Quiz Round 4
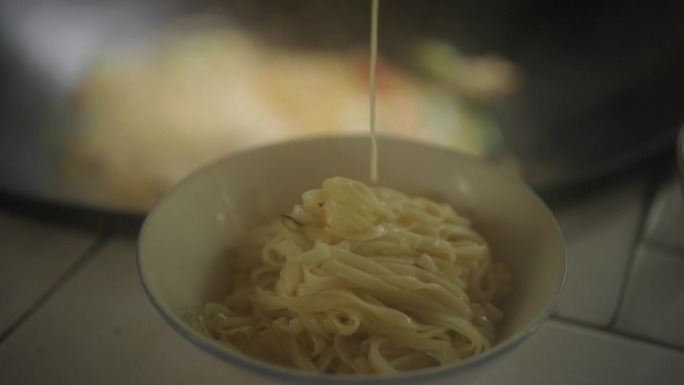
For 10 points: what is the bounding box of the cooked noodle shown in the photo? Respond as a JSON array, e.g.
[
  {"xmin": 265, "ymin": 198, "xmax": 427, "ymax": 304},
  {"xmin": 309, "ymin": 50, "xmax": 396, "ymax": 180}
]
[{"xmin": 199, "ymin": 177, "xmax": 512, "ymax": 374}]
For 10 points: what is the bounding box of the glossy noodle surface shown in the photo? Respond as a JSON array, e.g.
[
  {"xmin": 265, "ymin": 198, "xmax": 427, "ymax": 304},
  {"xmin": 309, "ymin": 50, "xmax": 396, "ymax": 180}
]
[{"xmin": 199, "ymin": 177, "xmax": 512, "ymax": 374}]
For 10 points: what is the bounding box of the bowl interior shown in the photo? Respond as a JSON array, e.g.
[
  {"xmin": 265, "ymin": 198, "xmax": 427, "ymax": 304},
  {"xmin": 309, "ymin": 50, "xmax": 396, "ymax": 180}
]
[{"xmin": 138, "ymin": 135, "xmax": 566, "ymax": 379}]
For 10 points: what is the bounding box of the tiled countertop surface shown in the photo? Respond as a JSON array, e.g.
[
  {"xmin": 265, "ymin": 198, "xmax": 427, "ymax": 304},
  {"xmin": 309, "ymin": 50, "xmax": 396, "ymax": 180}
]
[{"xmin": 1, "ymin": 168, "xmax": 683, "ymax": 384}]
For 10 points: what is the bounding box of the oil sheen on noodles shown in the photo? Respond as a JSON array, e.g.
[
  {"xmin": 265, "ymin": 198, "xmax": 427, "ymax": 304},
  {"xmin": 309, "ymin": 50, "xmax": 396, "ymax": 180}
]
[{"xmin": 199, "ymin": 177, "xmax": 512, "ymax": 374}]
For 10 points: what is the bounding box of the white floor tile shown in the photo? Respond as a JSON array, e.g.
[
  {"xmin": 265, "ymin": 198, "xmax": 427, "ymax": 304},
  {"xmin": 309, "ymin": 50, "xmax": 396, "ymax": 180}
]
[
  {"xmin": 643, "ymin": 175, "xmax": 684, "ymax": 251},
  {"xmin": 476, "ymin": 319, "xmax": 684, "ymax": 385},
  {"xmin": 614, "ymin": 243, "xmax": 684, "ymax": 348},
  {"xmin": 551, "ymin": 177, "xmax": 647, "ymax": 326},
  {"xmin": 0, "ymin": 212, "xmax": 98, "ymax": 336},
  {"xmin": 2, "ymin": 235, "xmax": 683, "ymax": 385},
  {"xmin": 0, "ymin": 237, "xmax": 274, "ymax": 385}
]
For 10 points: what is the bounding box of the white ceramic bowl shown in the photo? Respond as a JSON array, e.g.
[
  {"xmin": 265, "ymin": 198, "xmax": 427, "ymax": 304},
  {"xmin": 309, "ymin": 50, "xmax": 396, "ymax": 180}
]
[{"xmin": 138, "ymin": 136, "xmax": 566, "ymax": 384}]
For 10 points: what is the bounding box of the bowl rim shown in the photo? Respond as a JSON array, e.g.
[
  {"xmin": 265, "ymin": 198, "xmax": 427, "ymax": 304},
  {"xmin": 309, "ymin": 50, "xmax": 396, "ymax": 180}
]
[{"xmin": 137, "ymin": 134, "xmax": 567, "ymax": 384}]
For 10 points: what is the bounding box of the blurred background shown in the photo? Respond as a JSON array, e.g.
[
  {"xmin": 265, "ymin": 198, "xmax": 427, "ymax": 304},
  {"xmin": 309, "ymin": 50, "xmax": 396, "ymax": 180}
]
[
  {"xmin": 2, "ymin": 4, "xmax": 684, "ymax": 382},
  {"xmin": 1, "ymin": 0, "xmax": 683, "ymax": 214}
]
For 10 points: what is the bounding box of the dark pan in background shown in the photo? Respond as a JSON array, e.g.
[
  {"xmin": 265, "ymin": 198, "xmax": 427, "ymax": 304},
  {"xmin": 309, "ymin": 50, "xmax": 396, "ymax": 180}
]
[{"xmin": 1, "ymin": 0, "xmax": 683, "ymax": 214}]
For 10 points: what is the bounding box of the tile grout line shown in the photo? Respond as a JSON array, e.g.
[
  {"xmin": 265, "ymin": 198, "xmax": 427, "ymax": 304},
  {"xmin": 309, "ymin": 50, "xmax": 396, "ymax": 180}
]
[
  {"xmin": 0, "ymin": 233, "xmax": 112, "ymax": 345},
  {"xmin": 551, "ymin": 315, "xmax": 684, "ymax": 355},
  {"xmin": 641, "ymin": 238, "xmax": 684, "ymax": 258},
  {"xmin": 610, "ymin": 328, "xmax": 684, "ymax": 355},
  {"xmin": 606, "ymin": 169, "xmax": 665, "ymax": 330}
]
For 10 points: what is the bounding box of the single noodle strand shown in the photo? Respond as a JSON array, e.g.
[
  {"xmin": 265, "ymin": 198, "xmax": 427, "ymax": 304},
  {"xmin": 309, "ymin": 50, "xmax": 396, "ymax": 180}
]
[{"xmin": 369, "ymin": 0, "xmax": 380, "ymax": 184}]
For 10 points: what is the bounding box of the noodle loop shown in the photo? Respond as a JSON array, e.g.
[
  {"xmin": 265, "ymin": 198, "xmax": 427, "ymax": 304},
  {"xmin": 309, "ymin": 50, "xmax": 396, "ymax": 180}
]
[{"xmin": 199, "ymin": 177, "xmax": 511, "ymax": 374}]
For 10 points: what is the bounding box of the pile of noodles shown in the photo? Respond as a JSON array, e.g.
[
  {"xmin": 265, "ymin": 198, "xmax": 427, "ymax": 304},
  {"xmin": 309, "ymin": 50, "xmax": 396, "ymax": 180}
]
[{"xmin": 199, "ymin": 177, "xmax": 511, "ymax": 374}]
